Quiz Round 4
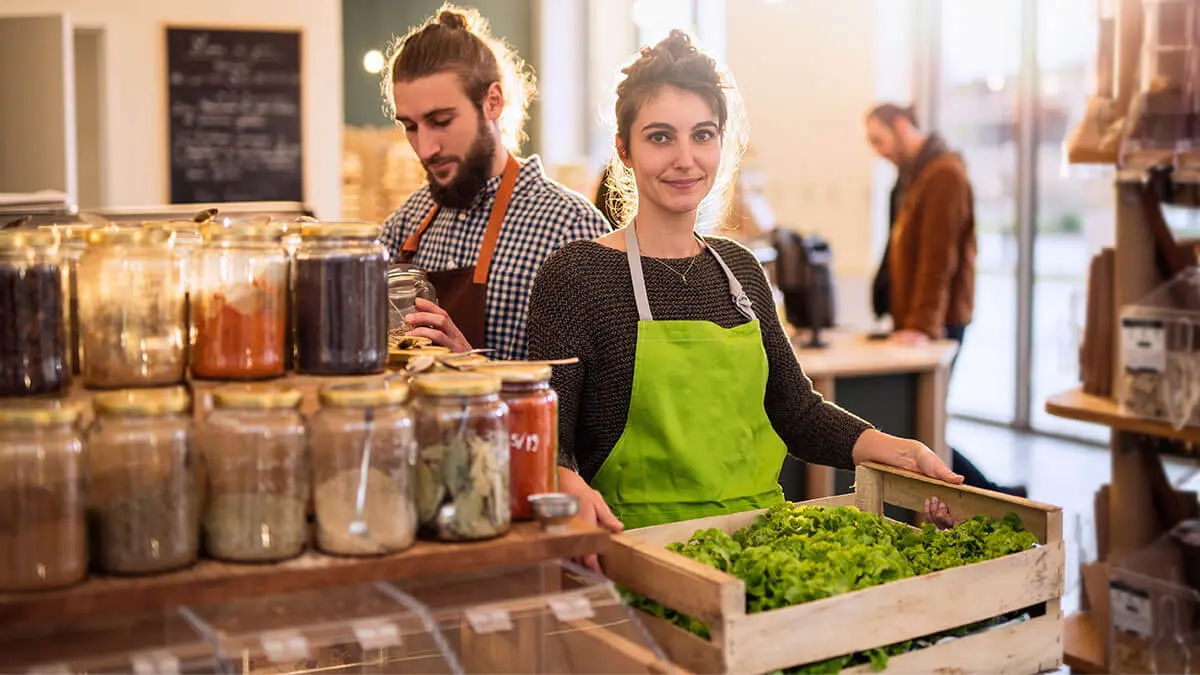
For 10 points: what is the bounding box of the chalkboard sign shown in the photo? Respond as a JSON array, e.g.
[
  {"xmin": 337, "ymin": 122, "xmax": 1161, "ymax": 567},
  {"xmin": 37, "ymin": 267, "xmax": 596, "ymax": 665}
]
[{"xmin": 166, "ymin": 27, "xmax": 304, "ymax": 204}]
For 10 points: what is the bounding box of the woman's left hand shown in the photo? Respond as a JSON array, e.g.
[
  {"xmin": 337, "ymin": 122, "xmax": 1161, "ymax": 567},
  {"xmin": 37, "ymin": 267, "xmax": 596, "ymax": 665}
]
[{"xmin": 851, "ymin": 429, "xmax": 963, "ymax": 528}]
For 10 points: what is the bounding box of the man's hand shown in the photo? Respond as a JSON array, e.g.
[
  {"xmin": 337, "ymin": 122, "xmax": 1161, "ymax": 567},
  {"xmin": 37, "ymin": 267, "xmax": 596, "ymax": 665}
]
[
  {"xmin": 404, "ymin": 298, "xmax": 472, "ymax": 353},
  {"xmin": 890, "ymin": 329, "xmax": 931, "ymax": 346},
  {"xmin": 558, "ymin": 467, "xmax": 623, "ymax": 573}
]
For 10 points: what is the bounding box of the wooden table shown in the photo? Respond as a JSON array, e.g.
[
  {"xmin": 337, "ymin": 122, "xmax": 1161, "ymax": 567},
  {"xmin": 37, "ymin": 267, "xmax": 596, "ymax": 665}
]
[{"xmin": 791, "ymin": 330, "xmax": 958, "ymax": 499}]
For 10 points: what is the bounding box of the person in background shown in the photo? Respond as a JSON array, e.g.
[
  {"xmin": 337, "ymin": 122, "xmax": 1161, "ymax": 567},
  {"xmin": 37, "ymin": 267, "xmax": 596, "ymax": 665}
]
[
  {"xmin": 528, "ymin": 31, "xmax": 963, "ymax": 541},
  {"xmin": 381, "ymin": 4, "xmax": 610, "ymax": 361},
  {"xmin": 864, "ymin": 103, "xmax": 1027, "ymax": 498}
]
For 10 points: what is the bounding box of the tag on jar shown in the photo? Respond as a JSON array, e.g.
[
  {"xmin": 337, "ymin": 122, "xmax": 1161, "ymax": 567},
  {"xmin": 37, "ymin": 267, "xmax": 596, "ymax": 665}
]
[
  {"xmin": 1122, "ymin": 317, "xmax": 1166, "ymax": 373},
  {"xmin": 548, "ymin": 595, "xmax": 594, "ymax": 623},
  {"xmin": 131, "ymin": 650, "xmax": 181, "ymax": 675},
  {"xmin": 353, "ymin": 620, "xmax": 402, "ymax": 650},
  {"xmin": 1110, "ymin": 580, "xmax": 1153, "ymax": 639},
  {"xmin": 260, "ymin": 630, "xmax": 310, "ymax": 663},
  {"xmin": 465, "ymin": 607, "xmax": 512, "ymax": 635}
]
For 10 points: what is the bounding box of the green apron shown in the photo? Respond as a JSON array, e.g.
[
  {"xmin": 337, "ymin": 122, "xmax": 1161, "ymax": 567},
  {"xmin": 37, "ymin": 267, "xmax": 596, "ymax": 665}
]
[{"xmin": 589, "ymin": 225, "xmax": 788, "ymax": 530}]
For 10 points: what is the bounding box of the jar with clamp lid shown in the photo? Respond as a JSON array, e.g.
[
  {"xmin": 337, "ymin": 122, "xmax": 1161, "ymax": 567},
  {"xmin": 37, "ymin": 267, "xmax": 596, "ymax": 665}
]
[
  {"xmin": 0, "ymin": 229, "xmax": 69, "ymax": 396},
  {"xmin": 87, "ymin": 387, "xmax": 199, "ymax": 575},
  {"xmin": 312, "ymin": 379, "xmax": 417, "ymax": 556},
  {"xmin": 199, "ymin": 384, "xmax": 309, "ymax": 562},
  {"xmin": 411, "ymin": 373, "xmax": 510, "ymax": 541},
  {"xmin": 479, "ymin": 364, "xmax": 559, "ymax": 521},
  {"xmin": 0, "ymin": 402, "xmax": 86, "ymax": 591},
  {"xmin": 387, "ymin": 264, "xmax": 437, "ymax": 349},
  {"xmin": 78, "ymin": 226, "xmax": 186, "ymax": 388},
  {"xmin": 190, "ymin": 222, "xmax": 288, "ymax": 380},
  {"xmin": 293, "ymin": 222, "xmax": 389, "ymax": 375}
]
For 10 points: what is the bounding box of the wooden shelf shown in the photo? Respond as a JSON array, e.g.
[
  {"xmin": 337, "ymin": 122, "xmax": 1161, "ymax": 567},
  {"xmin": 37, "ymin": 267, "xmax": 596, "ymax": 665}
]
[
  {"xmin": 1064, "ymin": 611, "xmax": 1107, "ymax": 674},
  {"xmin": 1045, "ymin": 387, "xmax": 1200, "ymax": 445},
  {"xmin": 0, "ymin": 520, "xmax": 609, "ymax": 627}
]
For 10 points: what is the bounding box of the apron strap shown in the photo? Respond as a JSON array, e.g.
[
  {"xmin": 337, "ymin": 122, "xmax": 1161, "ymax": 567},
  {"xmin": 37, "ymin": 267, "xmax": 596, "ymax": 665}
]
[
  {"xmin": 624, "ymin": 224, "xmax": 757, "ymax": 323},
  {"xmin": 400, "ymin": 153, "xmax": 521, "ymax": 288}
]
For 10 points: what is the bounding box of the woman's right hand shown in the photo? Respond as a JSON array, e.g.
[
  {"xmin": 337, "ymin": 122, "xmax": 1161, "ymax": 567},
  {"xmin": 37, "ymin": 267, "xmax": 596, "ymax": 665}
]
[{"xmin": 558, "ymin": 467, "xmax": 623, "ymax": 572}]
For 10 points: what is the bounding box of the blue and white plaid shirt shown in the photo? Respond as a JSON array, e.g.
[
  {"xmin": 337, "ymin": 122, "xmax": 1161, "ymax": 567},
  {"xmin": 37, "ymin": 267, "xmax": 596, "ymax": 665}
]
[{"xmin": 382, "ymin": 155, "xmax": 611, "ymax": 361}]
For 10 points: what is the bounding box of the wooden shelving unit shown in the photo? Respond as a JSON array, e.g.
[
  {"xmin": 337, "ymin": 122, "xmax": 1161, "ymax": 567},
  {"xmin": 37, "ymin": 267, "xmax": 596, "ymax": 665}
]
[
  {"xmin": 1064, "ymin": 611, "xmax": 1106, "ymax": 674},
  {"xmin": 1046, "ymin": 388, "xmax": 1200, "ymax": 445}
]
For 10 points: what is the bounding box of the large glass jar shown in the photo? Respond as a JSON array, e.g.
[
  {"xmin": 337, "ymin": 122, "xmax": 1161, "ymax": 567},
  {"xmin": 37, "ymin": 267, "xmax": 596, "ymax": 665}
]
[
  {"xmin": 480, "ymin": 364, "xmax": 559, "ymax": 521},
  {"xmin": 199, "ymin": 385, "xmax": 308, "ymax": 562},
  {"xmin": 311, "ymin": 380, "xmax": 417, "ymax": 556},
  {"xmin": 78, "ymin": 227, "xmax": 186, "ymax": 388},
  {"xmin": 411, "ymin": 373, "xmax": 510, "ymax": 541},
  {"xmin": 86, "ymin": 387, "xmax": 199, "ymax": 575},
  {"xmin": 293, "ymin": 222, "xmax": 389, "ymax": 375},
  {"xmin": 144, "ymin": 221, "xmax": 202, "ymax": 361},
  {"xmin": 0, "ymin": 402, "xmax": 86, "ymax": 591},
  {"xmin": 387, "ymin": 264, "xmax": 437, "ymax": 349},
  {"xmin": 41, "ymin": 223, "xmax": 93, "ymax": 377},
  {"xmin": 0, "ymin": 229, "xmax": 69, "ymax": 397},
  {"xmin": 190, "ymin": 223, "xmax": 288, "ymax": 380}
]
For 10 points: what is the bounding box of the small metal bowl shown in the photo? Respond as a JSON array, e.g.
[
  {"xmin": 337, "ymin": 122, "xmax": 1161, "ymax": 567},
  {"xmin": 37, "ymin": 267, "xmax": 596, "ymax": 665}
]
[{"xmin": 528, "ymin": 493, "xmax": 580, "ymax": 533}]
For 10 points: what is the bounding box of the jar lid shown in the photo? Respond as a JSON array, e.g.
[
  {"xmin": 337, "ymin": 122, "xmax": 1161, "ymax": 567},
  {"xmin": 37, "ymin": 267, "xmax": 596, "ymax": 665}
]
[
  {"xmin": 300, "ymin": 221, "xmax": 381, "ymax": 240},
  {"xmin": 39, "ymin": 223, "xmax": 94, "ymax": 242},
  {"xmin": 412, "ymin": 372, "xmax": 501, "ymax": 397},
  {"xmin": 319, "ymin": 380, "xmax": 409, "ymax": 407},
  {"xmin": 0, "ymin": 228, "xmax": 59, "ymax": 251},
  {"xmin": 88, "ymin": 226, "xmax": 172, "ymax": 246},
  {"xmin": 94, "ymin": 386, "xmax": 190, "ymax": 416},
  {"xmin": 0, "ymin": 402, "xmax": 83, "ymax": 427},
  {"xmin": 201, "ymin": 221, "xmax": 285, "ymax": 242},
  {"xmin": 212, "ymin": 384, "xmax": 303, "ymax": 410},
  {"xmin": 476, "ymin": 363, "xmax": 552, "ymax": 383}
]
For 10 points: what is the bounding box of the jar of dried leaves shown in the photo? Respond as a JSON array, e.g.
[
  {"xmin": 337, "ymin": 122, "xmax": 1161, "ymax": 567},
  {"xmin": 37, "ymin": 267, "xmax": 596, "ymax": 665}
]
[
  {"xmin": 0, "ymin": 402, "xmax": 87, "ymax": 591},
  {"xmin": 199, "ymin": 384, "xmax": 309, "ymax": 562},
  {"xmin": 312, "ymin": 379, "xmax": 417, "ymax": 556},
  {"xmin": 411, "ymin": 373, "xmax": 510, "ymax": 541},
  {"xmin": 86, "ymin": 386, "xmax": 199, "ymax": 575}
]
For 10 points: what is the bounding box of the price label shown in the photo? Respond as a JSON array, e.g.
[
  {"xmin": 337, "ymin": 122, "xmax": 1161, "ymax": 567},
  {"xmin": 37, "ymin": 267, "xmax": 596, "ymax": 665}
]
[
  {"xmin": 260, "ymin": 630, "xmax": 310, "ymax": 663},
  {"xmin": 1122, "ymin": 317, "xmax": 1167, "ymax": 373},
  {"xmin": 132, "ymin": 650, "xmax": 181, "ymax": 675},
  {"xmin": 465, "ymin": 607, "xmax": 513, "ymax": 635},
  {"xmin": 1110, "ymin": 582, "xmax": 1153, "ymax": 639},
  {"xmin": 549, "ymin": 595, "xmax": 594, "ymax": 622},
  {"xmin": 353, "ymin": 620, "xmax": 402, "ymax": 650}
]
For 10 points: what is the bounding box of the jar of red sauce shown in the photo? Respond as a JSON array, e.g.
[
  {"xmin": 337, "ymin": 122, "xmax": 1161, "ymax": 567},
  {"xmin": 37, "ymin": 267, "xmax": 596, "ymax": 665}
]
[{"xmin": 481, "ymin": 364, "xmax": 558, "ymax": 521}]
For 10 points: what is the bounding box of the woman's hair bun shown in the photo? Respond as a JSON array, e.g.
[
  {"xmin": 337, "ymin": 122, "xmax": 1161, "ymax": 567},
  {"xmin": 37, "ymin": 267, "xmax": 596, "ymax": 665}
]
[
  {"xmin": 437, "ymin": 10, "xmax": 468, "ymax": 29},
  {"xmin": 657, "ymin": 29, "xmax": 696, "ymax": 59}
]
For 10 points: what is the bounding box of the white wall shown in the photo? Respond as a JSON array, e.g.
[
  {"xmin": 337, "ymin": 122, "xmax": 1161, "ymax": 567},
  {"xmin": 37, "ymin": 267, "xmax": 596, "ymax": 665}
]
[
  {"xmin": 726, "ymin": 0, "xmax": 914, "ymax": 327},
  {"xmin": 0, "ymin": 0, "xmax": 342, "ymax": 219}
]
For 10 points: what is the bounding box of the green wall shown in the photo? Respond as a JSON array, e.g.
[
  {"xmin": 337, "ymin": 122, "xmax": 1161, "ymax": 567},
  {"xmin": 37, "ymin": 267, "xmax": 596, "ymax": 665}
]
[{"xmin": 342, "ymin": 0, "xmax": 538, "ymax": 153}]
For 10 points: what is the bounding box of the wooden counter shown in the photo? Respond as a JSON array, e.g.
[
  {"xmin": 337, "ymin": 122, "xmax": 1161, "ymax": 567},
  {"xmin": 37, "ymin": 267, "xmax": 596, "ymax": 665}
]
[{"xmin": 791, "ymin": 330, "xmax": 959, "ymax": 498}]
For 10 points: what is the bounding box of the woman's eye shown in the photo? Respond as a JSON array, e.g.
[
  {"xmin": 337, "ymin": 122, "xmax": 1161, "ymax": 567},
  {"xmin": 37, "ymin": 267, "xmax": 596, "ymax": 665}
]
[
  {"xmin": 694, "ymin": 129, "xmax": 716, "ymax": 142},
  {"xmin": 648, "ymin": 132, "xmax": 671, "ymax": 144}
]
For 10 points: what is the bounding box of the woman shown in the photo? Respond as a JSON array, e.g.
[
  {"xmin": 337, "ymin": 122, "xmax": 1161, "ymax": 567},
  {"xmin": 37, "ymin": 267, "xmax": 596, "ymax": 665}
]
[{"xmin": 527, "ymin": 31, "xmax": 961, "ymax": 533}]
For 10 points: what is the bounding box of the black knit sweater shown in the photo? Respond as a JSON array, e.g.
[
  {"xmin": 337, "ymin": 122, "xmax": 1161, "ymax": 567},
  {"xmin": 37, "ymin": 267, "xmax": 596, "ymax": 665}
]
[{"xmin": 527, "ymin": 236, "xmax": 872, "ymax": 483}]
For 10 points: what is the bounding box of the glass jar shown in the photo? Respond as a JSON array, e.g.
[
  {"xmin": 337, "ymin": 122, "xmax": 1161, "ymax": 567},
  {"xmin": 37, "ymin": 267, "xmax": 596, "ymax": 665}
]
[
  {"xmin": 0, "ymin": 402, "xmax": 86, "ymax": 591},
  {"xmin": 411, "ymin": 373, "xmax": 510, "ymax": 541},
  {"xmin": 41, "ymin": 223, "xmax": 93, "ymax": 377},
  {"xmin": 481, "ymin": 364, "xmax": 559, "ymax": 521},
  {"xmin": 387, "ymin": 264, "xmax": 437, "ymax": 349},
  {"xmin": 199, "ymin": 384, "xmax": 308, "ymax": 562},
  {"xmin": 86, "ymin": 387, "xmax": 199, "ymax": 575},
  {"xmin": 293, "ymin": 222, "xmax": 389, "ymax": 375},
  {"xmin": 311, "ymin": 380, "xmax": 417, "ymax": 556},
  {"xmin": 0, "ymin": 229, "xmax": 69, "ymax": 397},
  {"xmin": 145, "ymin": 221, "xmax": 202, "ymax": 365},
  {"xmin": 78, "ymin": 227, "xmax": 186, "ymax": 388},
  {"xmin": 190, "ymin": 222, "xmax": 288, "ymax": 380}
]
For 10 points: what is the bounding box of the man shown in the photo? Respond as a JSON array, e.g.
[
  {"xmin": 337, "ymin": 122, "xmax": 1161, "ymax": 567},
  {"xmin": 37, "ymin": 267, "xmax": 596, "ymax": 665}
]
[
  {"xmin": 381, "ymin": 4, "xmax": 610, "ymax": 361},
  {"xmin": 865, "ymin": 103, "xmax": 1026, "ymax": 498}
]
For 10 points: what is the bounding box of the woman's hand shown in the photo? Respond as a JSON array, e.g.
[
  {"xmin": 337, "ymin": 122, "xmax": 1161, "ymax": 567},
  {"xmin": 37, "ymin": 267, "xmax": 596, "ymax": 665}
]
[
  {"xmin": 851, "ymin": 429, "xmax": 963, "ymax": 528},
  {"xmin": 558, "ymin": 467, "xmax": 623, "ymax": 572}
]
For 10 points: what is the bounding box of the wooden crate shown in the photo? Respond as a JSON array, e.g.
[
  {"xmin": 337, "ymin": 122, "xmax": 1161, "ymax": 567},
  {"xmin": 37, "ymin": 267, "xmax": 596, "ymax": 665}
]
[{"xmin": 601, "ymin": 462, "xmax": 1065, "ymax": 674}]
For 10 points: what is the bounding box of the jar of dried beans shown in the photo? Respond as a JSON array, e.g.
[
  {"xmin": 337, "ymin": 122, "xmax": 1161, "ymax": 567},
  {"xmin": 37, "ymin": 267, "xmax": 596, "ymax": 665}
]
[
  {"xmin": 480, "ymin": 364, "xmax": 558, "ymax": 521},
  {"xmin": 0, "ymin": 229, "xmax": 69, "ymax": 397},
  {"xmin": 199, "ymin": 384, "xmax": 308, "ymax": 562},
  {"xmin": 87, "ymin": 387, "xmax": 199, "ymax": 575},
  {"xmin": 293, "ymin": 222, "xmax": 389, "ymax": 376},
  {"xmin": 190, "ymin": 222, "xmax": 288, "ymax": 380},
  {"xmin": 0, "ymin": 402, "xmax": 87, "ymax": 591}
]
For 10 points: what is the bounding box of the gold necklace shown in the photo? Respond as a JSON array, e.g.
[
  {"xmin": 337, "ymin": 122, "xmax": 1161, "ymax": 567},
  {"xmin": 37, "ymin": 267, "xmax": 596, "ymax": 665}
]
[{"xmin": 650, "ymin": 253, "xmax": 700, "ymax": 283}]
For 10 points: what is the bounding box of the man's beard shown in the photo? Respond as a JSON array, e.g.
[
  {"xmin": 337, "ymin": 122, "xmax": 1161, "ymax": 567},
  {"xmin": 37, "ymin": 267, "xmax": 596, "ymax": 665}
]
[{"xmin": 425, "ymin": 115, "xmax": 496, "ymax": 210}]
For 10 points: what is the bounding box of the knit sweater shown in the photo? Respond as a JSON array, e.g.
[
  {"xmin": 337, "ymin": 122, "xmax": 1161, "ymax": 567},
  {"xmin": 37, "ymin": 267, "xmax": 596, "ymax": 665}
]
[{"xmin": 526, "ymin": 236, "xmax": 873, "ymax": 483}]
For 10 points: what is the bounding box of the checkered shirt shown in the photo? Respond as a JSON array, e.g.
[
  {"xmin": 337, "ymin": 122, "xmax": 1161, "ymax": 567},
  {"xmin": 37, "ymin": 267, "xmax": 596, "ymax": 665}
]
[{"xmin": 381, "ymin": 155, "xmax": 611, "ymax": 361}]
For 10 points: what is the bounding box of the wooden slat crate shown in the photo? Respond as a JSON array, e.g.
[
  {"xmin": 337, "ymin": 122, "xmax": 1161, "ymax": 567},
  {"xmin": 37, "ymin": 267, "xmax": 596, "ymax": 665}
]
[{"xmin": 602, "ymin": 462, "xmax": 1065, "ymax": 674}]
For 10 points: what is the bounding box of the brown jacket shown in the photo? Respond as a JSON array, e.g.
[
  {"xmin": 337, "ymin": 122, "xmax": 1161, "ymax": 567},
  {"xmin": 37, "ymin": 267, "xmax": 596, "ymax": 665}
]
[{"xmin": 888, "ymin": 153, "xmax": 976, "ymax": 338}]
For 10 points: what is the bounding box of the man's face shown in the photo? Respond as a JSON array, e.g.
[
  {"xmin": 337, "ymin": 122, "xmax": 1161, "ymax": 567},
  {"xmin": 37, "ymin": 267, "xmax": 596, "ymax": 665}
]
[
  {"xmin": 393, "ymin": 71, "xmax": 497, "ymax": 209},
  {"xmin": 865, "ymin": 116, "xmax": 902, "ymax": 167}
]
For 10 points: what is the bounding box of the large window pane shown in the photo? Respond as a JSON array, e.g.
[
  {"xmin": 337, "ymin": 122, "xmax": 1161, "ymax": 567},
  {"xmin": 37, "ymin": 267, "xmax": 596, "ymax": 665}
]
[
  {"xmin": 938, "ymin": 0, "xmax": 1022, "ymax": 423},
  {"xmin": 1030, "ymin": 0, "xmax": 1112, "ymax": 443}
]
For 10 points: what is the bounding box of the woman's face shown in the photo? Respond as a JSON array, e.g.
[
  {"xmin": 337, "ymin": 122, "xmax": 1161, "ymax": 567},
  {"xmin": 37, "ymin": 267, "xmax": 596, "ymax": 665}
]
[{"xmin": 622, "ymin": 86, "xmax": 721, "ymax": 218}]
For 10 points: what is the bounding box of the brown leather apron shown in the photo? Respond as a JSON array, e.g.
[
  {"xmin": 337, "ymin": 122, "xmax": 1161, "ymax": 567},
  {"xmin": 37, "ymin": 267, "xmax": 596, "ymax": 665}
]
[{"xmin": 397, "ymin": 154, "xmax": 520, "ymax": 349}]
